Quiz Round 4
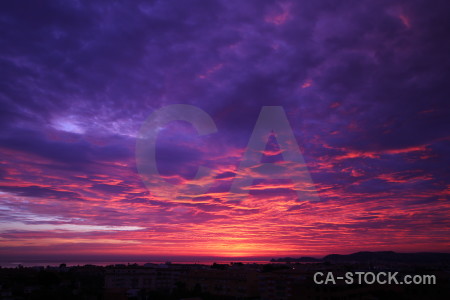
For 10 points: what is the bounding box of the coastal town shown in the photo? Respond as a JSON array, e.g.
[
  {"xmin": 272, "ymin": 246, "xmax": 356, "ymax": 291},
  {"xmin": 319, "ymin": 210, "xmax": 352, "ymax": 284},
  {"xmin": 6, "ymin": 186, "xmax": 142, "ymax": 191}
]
[{"xmin": 1, "ymin": 252, "xmax": 449, "ymax": 299}]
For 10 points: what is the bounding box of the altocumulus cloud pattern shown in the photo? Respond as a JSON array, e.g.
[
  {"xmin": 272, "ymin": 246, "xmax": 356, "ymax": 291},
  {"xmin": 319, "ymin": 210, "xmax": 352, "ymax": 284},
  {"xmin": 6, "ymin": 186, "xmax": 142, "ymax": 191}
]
[{"xmin": 0, "ymin": 0, "xmax": 449, "ymax": 259}]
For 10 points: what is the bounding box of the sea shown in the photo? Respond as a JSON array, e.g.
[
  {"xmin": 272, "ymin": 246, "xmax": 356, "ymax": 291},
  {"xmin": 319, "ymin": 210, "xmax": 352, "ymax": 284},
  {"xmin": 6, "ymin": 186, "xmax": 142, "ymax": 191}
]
[{"xmin": 0, "ymin": 260, "xmax": 272, "ymax": 268}]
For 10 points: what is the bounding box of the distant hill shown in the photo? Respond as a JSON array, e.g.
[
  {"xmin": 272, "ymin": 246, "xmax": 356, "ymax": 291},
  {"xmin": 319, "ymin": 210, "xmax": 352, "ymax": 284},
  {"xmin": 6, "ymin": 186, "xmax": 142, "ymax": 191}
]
[
  {"xmin": 323, "ymin": 251, "xmax": 450, "ymax": 264},
  {"xmin": 272, "ymin": 251, "xmax": 450, "ymax": 264}
]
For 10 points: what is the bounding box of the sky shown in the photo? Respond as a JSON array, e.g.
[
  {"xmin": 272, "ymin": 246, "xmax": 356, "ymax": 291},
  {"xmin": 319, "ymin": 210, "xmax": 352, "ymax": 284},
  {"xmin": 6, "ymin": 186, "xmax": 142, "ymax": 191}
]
[{"xmin": 0, "ymin": 0, "xmax": 449, "ymax": 262}]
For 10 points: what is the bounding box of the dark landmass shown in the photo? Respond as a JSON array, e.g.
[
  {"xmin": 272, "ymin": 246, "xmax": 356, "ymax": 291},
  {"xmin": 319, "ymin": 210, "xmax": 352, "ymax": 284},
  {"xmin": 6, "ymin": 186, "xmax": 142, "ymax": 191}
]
[
  {"xmin": 324, "ymin": 251, "xmax": 450, "ymax": 264},
  {"xmin": 1, "ymin": 252, "xmax": 450, "ymax": 299},
  {"xmin": 272, "ymin": 251, "xmax": 450, "ymax": 264}
]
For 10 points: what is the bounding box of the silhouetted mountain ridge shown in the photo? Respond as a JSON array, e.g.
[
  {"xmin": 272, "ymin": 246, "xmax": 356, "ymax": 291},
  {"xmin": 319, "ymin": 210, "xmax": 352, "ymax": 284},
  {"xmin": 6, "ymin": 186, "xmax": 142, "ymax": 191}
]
[
  {"xmin": 272, "ymin": 251, "xmax": 450, "ymax": 263},
  {"xmin": 324, "ymin": 251, "xmax": 450, "ymax": 263}
]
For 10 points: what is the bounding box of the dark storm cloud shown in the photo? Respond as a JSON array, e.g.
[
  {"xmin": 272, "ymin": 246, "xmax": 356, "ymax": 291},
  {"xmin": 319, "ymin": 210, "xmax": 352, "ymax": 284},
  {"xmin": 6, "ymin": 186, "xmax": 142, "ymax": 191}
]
[
  {"xmin": 0, "ymin": 127, "xmax": 132, "ymax": 166},
  {"xmin": 90, "ymin": 183, "xmax": 130, "ymax": 194},
  {"xmin": 155, "ymin": 141, "xmax": 205, "ymax": 178},
  {"xmin": 214, "ymin": 171, "xmax": 236, "ymax": 180},
  {"xmin": 406, "ymin": 196, "xmax": 440, "ymax": 206},
  {"xmin": 0, "ymin": 185, "xmax": 82, "ymax": 200},
  {"xmin": 125, "ymin": 198, "xmax": 173, "ymax": 208},
  {"xmin": 310, "ymin": 0, "xmax": 450, "ymax": 152},
  {"xmin": 0, "ymin": 128, "xmax": 91, "ymax": 164}
]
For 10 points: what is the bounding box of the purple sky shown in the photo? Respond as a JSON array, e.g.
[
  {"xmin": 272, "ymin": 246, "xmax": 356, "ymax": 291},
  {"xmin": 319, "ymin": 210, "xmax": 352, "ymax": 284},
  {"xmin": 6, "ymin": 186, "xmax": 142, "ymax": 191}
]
[{"xmin": 0, "ymin": 0, "xmax": 449, "ymax": 260}]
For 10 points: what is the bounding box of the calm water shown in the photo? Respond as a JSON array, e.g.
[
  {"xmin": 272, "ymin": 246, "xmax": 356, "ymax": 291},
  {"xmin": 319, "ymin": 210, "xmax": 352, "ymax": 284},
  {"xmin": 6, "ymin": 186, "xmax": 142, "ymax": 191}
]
[{"xmin": 0, "ymin": 260, "xmax": 272, "ymax": 268}]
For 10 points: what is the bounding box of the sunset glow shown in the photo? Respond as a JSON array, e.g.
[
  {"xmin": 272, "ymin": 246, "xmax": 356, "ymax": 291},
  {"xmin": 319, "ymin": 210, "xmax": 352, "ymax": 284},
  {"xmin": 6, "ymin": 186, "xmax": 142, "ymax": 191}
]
[{"xmin": 0, "ymin": 0, "xmax": 449, "ymax": 263}]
